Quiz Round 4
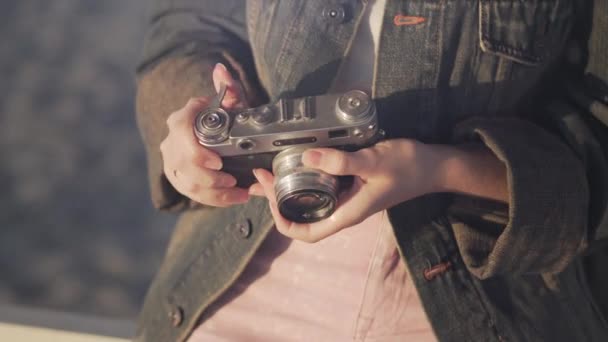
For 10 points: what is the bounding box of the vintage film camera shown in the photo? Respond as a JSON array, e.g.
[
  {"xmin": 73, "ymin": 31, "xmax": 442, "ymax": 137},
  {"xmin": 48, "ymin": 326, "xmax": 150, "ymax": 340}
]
[{"xmin": 194, "ymin": 85, "xmax": 383, "ymax": 223}]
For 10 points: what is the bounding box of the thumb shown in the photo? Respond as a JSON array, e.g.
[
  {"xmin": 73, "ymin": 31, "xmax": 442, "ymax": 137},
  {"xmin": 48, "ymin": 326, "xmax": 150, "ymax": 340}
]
[
  {"xmin": 212, "ymin": 63, "xmax": 246, "ymax": 108},
  {"xmin": 301, "ymin": 148, "xmax": 372, "ymax": 176}
]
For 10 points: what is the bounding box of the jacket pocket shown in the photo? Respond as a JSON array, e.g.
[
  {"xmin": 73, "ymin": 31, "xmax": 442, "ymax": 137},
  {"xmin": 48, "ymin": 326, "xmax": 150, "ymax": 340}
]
[{"xmin": 479, "ymin": 0, "xmax": 574, "ymax": 66}]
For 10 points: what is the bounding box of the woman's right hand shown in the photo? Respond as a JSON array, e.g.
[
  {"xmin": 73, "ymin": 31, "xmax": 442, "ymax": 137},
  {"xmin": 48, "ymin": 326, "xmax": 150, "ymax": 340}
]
[{"xmin": 160, "ymin": 63, "xmax": 251, "ymax": 207}]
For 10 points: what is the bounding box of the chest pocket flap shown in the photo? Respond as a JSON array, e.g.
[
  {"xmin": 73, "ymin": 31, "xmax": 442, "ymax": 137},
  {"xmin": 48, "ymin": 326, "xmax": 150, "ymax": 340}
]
[{"xmin": 479, "ymin": 0, "xmax": 574, "ymax": 66}]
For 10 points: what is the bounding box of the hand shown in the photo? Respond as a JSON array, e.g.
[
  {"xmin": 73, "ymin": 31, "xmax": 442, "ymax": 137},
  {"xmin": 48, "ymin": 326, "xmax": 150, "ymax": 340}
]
[
  {"xmin": 251, "ymin": 139, "xmax": 444, "ymax": 242},
  {"xmin": 160, "ymin": 63, "xmax": 250, "ymax": 207}
]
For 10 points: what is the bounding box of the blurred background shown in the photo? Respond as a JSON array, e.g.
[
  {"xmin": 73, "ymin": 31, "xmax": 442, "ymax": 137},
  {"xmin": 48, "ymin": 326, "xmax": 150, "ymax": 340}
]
[{"xmin": 0, "ymin": 0, "xmax": 175, "ymax": 322}]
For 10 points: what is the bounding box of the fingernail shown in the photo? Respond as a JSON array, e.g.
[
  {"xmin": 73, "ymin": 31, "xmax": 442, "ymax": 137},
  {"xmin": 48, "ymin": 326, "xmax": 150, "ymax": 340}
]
[
  {"xmin": 204, "ymin": 159, "xmax": 222, "ymax": 170},
  {"xmin": 252, "ymin": 169, "xmax": 259, "ymax": 180},
  {"xmin": 215, "ymin": 63, "xmax": 228, "ymax": 72},
  {"xmin": 302, "ymin": 150, "xmax": 322, "ymax": 166},
  {"xmin": 213, "ymin": 63, "xmax": 234, "ymax": 90}
]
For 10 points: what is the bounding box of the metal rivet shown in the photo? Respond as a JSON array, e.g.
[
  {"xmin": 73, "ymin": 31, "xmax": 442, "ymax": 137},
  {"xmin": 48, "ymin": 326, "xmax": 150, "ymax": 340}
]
[
  {"xmin": 252, "ymin": 106, "xmax": 274, "ymax": 126},
  {"xmin": 236, "ymin": 220, "xmax": 252, "ymax": 238},
  {"xmin": 168, "ymin": 306, "xmax": 184, "ymax": 327},
  {"xmin": 238, "ymin": 139, "xmax": 256, "ymax": 151},
  {"xmin": 322, "ymin": 5, "xmax": 346, "ymax": 23},
  {"xmin": 236, "ymin": 112, "xmax": 249, "ymax": 123}
]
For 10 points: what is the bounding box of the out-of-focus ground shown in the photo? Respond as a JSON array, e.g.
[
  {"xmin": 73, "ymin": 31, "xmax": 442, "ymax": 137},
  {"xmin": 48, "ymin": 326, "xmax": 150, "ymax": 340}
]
[{"xmin": 0, "ymin": 1, "xmax": 175, "ymax": 319}]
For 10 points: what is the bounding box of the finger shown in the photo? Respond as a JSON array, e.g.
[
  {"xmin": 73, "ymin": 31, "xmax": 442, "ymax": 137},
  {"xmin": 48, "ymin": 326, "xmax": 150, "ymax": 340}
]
[
  {"xmin": 325, "ymin": 180, "xmax": 375, "ymax": 228},
  {"xmin": 180, "ymin": 165, "xmax": 238, "ymax": 189},
  {"xmin": 252, "ymin": 169, "xmax": 277, "ymax": 203},
  {"xmin": 164, "ymin": 114, "xmax": 225, "ymax": 171},
  {"xmin": 161, "ymin": 128, "xmax": 223, "ymax": 171},
  {"xmin": 168, "ymin": 165, "xmax": 248, "ymax": 206},
  {"xmin": 252, "ymin": 168, "xmax": 291, "ymax": 228},
  {"xmin": 212, "ymin": 63, "xmax": 246, "ymax": 109},
  {"xmin": 165, "ymin": 97, "xmax": 210, "ymax": 130},
  {"xmin": 253, "ymin": 168, "xmax": 345, "ymax": 243},
  {"xmin": 187, "ymin": 143, "xmax": 223, "ymax": 171},
  {"xmin": 193, "ymin": 187, "xmax": 250, "ymax": 207},
  {"xmin": 268, "ymin": 202, "xmax": 343, "ymax": 243},
  {"xmin": 248, "ymin": 183, "xmax": 265, "ymax": 197},
  {"xmin": 281, "ymin": 181, "xmax": 375, "ymax": 242},
  {"xmin": 164, "ymin": 155, "xmax": 239, "ymax": 192},
  {"xmin": 183, "ymin": 96, "xmax": 211, "ymax": 114},
  {"xmin": 301, "ymin": 148, "xmax": 376, "ymax": 176}
]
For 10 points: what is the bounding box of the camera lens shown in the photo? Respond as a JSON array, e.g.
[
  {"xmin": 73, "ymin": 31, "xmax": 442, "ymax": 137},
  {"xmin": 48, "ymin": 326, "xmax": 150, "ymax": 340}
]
[
  {"xmin": 272, "ymin": 147, "xmax": 338, "ymax": 223},
  {"xmin": 278, "ymin": 190, "xmax": 335, "ymax": 223}
]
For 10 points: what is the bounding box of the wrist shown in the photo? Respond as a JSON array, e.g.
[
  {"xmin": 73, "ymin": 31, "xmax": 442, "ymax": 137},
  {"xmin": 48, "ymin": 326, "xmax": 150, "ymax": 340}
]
[
  {"xmin": 424, "ymin": 143, "xmax": 463, "ymax": 194},
  {"xmin": 402, "ymin": 141, "xmax": 457, "ymax": 196},
  {"xmin": 430, "ymin": 143, "xmax": 508, "ymax": 202}
]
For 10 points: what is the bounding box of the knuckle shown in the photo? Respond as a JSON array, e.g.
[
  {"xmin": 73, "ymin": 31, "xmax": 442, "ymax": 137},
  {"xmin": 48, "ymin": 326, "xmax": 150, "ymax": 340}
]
[
  {"xmin": 215, "ymin": 191, "xmax": 234, "ymax": 205},
  {"xmin": 193, "ymin": 196, "xmax": 213, "ymax": 207},
  {"xmin": 375, "ymin": 140, "xmax": 391, "ymax": 148},
  {"xmin": 193, "ymin": 192, "xmax": 218, "ymax": 207},
  {"xmin": 186, "ymin": 97, "xmax": 200, "ymax": 107},
  {"xmin": 187, "ymin": 182, "xmax": 201, "ymax": 194},
  {"xmin": 189, "ymin": 149, "xmax": 208, "ymax": 167},
  {"xmin": 332, "ymin": 152, "xmax": 349, "ymax": 173},
  {"xmin": 303, "ymin": 236, "xmax": 320, "ymax": 244},
  {"xmin": 165, "ymin": 112, "xmax": 179, "ymax": 126},
  {"xmin": 209, "ymin": 175, "xmax": 226, "ymax": 188},
  {"xmin": 208, "ymin": 190, "xmax": 224, "ymax": 203},
  {"xmin": 197, "ymin": 174, "xmax": 214, "ymax": 188},
  {"xmin": 361, "ymin": 148, "xmax": 379, "ymax": 164},
  {"xmin": 186, "ymin": 97, "xmax": 208, "ymax": 113}
]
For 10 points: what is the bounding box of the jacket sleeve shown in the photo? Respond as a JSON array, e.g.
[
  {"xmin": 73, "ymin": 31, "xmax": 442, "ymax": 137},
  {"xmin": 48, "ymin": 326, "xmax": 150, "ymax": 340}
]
[
  {"xmin": 446, "ymin": 0, "xmax": 608, "ymax": 279},
  {"xmin": 135, "ymin": 0, "xmax": 263, "ymax": 211}
]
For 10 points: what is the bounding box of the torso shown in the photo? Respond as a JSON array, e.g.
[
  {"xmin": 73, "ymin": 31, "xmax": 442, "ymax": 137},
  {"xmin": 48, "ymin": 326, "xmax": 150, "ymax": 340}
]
[{"xmin": 189, "ymin": 1, "xmax": 437, "ymax": 340}]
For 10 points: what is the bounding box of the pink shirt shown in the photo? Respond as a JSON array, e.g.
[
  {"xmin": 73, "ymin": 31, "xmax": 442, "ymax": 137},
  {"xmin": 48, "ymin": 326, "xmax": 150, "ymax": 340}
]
[{"xmin": 187, "ymin": 212, "xmax": 436, "ymax": 341}]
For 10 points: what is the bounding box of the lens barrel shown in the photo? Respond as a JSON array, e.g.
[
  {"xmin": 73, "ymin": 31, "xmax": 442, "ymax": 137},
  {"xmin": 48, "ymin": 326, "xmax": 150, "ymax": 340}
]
[{"xmin": 272, "ymin": 147, "xmax": 338, "ymax": 223}]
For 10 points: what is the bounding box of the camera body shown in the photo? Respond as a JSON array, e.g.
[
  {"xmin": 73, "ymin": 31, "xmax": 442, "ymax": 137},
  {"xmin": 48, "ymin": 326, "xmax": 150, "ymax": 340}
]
[
  {"xmin": 193, "ymin": 89, "xmax": 382, "ymax": 222},
  {"xmin": 194, "ymin": 89, "xmax": 380, "ymax": 157}
]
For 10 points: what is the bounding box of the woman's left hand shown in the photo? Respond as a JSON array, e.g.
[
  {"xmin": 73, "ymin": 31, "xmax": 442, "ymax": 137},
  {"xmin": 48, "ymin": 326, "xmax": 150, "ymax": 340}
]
[{"xmin": 250, "ymin": 139, "xmax": 445, "ymax": 243}]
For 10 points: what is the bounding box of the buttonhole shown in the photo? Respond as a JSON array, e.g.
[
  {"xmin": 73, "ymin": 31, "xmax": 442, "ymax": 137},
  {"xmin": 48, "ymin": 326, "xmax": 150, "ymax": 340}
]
[{"xmin": 423, "ymin": 260, "xmax": 452, "ymax": 281}]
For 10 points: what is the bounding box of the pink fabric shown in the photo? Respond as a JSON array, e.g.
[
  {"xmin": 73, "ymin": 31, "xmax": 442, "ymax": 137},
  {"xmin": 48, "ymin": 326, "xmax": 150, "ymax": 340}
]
[{"xmin": 187, "ymin": 211, "xmax": 436, "ymax": 341}]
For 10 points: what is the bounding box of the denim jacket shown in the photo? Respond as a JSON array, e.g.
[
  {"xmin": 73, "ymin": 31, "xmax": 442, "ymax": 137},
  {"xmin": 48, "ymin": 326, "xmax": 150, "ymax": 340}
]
[{"xmin": 134, "ymin": 0, "xmax": 608, "ymax": 341}]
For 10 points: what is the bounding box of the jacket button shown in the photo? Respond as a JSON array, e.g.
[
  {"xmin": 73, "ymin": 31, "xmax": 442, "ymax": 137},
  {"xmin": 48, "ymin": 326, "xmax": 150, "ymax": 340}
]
[
  {"xmin": 322, "ymin": 5, "xmax": 346, "ymax": 23},
  {"xmin": 236, "ymin": 220, "xmax": 252, "ymax": 238},
  {"xmin": 168, "ymin": 306, "xmax": 184, "ymax": 327}
]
